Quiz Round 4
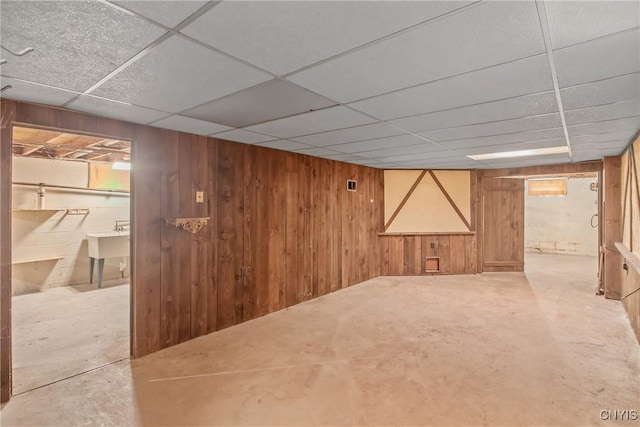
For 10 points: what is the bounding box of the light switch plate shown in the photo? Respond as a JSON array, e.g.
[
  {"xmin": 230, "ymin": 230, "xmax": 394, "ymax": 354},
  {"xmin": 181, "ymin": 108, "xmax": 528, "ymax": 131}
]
[{"xmin": 196, "ymin": 191, "xmax": 204, "ymax": 203}]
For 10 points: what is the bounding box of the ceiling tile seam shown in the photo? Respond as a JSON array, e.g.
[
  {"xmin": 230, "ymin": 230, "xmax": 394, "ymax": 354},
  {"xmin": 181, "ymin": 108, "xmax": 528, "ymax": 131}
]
[
  {"xmin": 338, "ymin": 51, "xmax": 550, "ymax": 107},
  {"xmin": 377, "ymin": 90, "xmax": 558, "ymax": 123},
  {"xmin": 415, "ymin": 112, "xmax": 563, "ymax": 136},
  {"xmin": 565, "ymin": 99, "xmax": 640, "ymax": 113},
  {"xmin": 559, "ymin": 71, "xmax": 640, "ymax": 91},
  {"xmin": 427, "ymin": 124, "xmax": 565, "ymax": 143},
  {"xmin": 552, "ymin": 25, "xmax": 640, "ymax": 52},
  {"xmin": 62, "ymin": 1, "xmax": 222, "ymax": 105},
  {"xmin": 60, "ymin": 31, "xmax": 175, "ymax": 107},
  {"xmin": 445, "ymin": 134, "xmax": 577, "ymax": 151},
  {"xmin": 279, "ymin": 1, "xmax": 482, "ymax": 80},
  {"xmin": 566, "ymin": 114, "xmax": 640, "ymax": 128},
  {"xmin": 535, "ymin": 0, "xmax": 573, "ymax": 160}
]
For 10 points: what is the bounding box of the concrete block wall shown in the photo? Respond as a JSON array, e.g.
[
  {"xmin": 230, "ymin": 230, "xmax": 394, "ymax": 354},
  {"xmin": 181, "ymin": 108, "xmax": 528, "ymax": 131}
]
[
  {"xmin": 525, "ymin": 177, "xmax": 598, "ymax": 256},
  {"xmin": 12, "ymin": 157, "xmax": 129, "ymax": 295}
]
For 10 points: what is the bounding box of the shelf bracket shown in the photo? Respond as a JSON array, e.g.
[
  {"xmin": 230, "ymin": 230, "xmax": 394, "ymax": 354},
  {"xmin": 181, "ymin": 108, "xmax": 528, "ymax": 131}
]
[{"xmin": 164, "ymin": 217, "xmax": 210, "ymax": 234}]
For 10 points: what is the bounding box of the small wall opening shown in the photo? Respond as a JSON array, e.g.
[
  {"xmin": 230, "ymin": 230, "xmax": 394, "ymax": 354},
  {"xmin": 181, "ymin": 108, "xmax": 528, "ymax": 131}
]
[{"xmin": 425, "ymin": 257, "xmax": 440, "ymax": 272}]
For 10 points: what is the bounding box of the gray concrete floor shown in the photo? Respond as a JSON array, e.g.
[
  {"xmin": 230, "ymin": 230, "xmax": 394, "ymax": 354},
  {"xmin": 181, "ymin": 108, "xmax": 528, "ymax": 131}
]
[
  {"xmin": 1, "ymin": 253, "xmax": 638, "ymax": 426},
  {"xmin": 11, "ymin": 281, "xmax": 129, "ymax": 394}
]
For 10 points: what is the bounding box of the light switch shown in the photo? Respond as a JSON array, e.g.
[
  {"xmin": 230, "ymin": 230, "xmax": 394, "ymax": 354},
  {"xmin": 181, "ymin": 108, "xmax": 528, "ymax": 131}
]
[{"xmin": 196, "ymin": 191, "xmax": 204, "ymax": 203}]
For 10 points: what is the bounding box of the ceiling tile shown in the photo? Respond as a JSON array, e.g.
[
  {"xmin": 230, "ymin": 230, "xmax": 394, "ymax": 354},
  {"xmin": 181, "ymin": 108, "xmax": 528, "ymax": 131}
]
[
  {"xmin": 150, "ymin": 115, "xmax": 231, "ymax": 136},
  {"xmin": 244, "ymin": 106, "xmax": 375, "ymax": 139},
  {"xmin": 571, "ymin": 132, "xmax": 639, "ymax": 145},
  {"xmin": 561, "ymin": 73, "xmax": 640, "ymax": 111},
  {"xmin": 321, "ymin": 153, "xmax": 369, "ymax": 163},
  {"xmin": 439, "ymin": 128, "xmax": 565, "ymax": 150},
  {"xmin": 66, "ymin": 95, "xmax": 169, "ymax": 124},
  {"xmin": 110, "ymin": 1, "xmax": 208, "ymax": 28},
  {"xmin": 294, "ymin": 147, "xmax": 342, "ymax": 157},
  {"xmin": 292, "ymin": 123, "xmax": 405, "ymax": 147},
  {"xmin": 568, "ymin": 117, "xmax": 640, "ymax": 137},
  {"xmin": 0, "ymin": 0, "xmax": 166, "ymax": 92},
  {"xmin": 483, "ymin": 154, "xmax": 572, "ymax": 167},
  {"xmin": 554, "ymin": 29, "xmax": 640, "ymax": 88},
  {"xmin": 212, "ymin": 129, "xmax": 276, "ymax": 144},
  {"xmin": 327, "ymin": 134, "xmax": 428, "ymax": 154},
  {"xmin": 182, "ymin": 1, "xmax": 471, "ymax": 75},
  {"xmin": 389, "ymin": 91, "xmax": 559, "ymax": 133},
  {"xmin": 92, "ymin": 35, "xmax": 271, "ymax": 113},
  {"xmin": 256, "ymin": 139, "xmax": 313, "ymax": 151},
  {"xmin": 421, "ymin": 113, "xmax": 562, "ymax": 142},
  {"xmin": 349, "ymin": 54, "xmax": 553, "ymax": 120},
  {"xmin": 572, "ymin": 149, "xmax": 623, "ymax": 162},
  {"xmin": 564, "ymin": 100, "xmax": 640, "ymax": 126},
  {"xmin": 571, "ymin": 140, "xmax": 629, "ymax": 151},
  {"xmin": 182, "ymin": 80, "xmax": 336, "ymax": 128},
  {"xmin": 454, "ymin": 139, "xmax": 568, "ymax": 155},
  {"xmin": 0, "ymin": 77, "xmax": 77, "ymax": 106},
  {"xmin": 376, "ymin": 151, "xmax": 462, "ymax": 163},
  {"xmin": 352, "ymin": 144, "xmax": 450, "ymax": 159},
  {"xmin": 545, "ymin": 1, "xmax": 640, "ymax": 49},
  {"xmin": 289, "ymin": 1, "xmax": 545, "ymax": 103}
]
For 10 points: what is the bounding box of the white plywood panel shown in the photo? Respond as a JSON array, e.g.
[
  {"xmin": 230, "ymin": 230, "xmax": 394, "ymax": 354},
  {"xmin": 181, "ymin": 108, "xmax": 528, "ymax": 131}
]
[
  {"xmin": 292, "ymin": 123, "xmax": 405, "ymax": 147},
  {"xmin": 564, "ymin": 100, "xmax": 640, "ymax": 126},
  {"xmin": 389, "ymin": 91, "xmax": 558, "ymax": 133},
  {"xmin": 182, "ymin": 1, "xmax": 470, "ymax": 75},
  {"xmin": 554, "ymin": 29, "xmax": 640, "ymax": 88},
  {"xmin": 13, "ymin": 157, "xmax": 88, "ymax": 188},
  {"xmin": 1, "ymin": 1, "xmax": 166, "ymax": 90},
  {"xmin": 67, "ymin": 95, "xmax": 169, "ymax": 124},
  {"xmin": 212, "ymin": 129, "xmax": 276, "ymax": 144},
  {"xmin": 92, "ymin": 36, "xmax": 271, "ymax": 113},
  {"xmin": 349, "ymin": 54, "xmax": 553, "ymax": 120},
  {"xmin": 289, "ymin": 1, "xmax": 545, "ymax": 103},
  {"xmin": 150, "ymin": 115, "xmax": 231, "ymax": 136},
  {"xmin": 421, "ymin": 114, "xmax": 562, "ymax": 142},
  {"xmin": 244, "ymin": 106, "xmax": 375, "ymax": 138},
  {"xmin": 561, "ymin": 74, "xmax": 640, "ymax": 111},
  {"xmin": 545, "ymin": 1, "xmax": 640, "ymax": 49},
  {"xmin": 0, "ymin": 77, "xmax": 77, "ymax": 106},
  {"xmin": 111, "ymin": 1, "xmax": 208, "ymax": 28}
]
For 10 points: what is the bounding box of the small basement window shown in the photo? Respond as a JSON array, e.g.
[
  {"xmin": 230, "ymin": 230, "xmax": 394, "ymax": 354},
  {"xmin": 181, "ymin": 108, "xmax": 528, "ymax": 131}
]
[
  {"xmin": 528, "ymin": 178, "xmax": 567, "ymax": 196},
  {"xmin": 347, "ymin": 179, "xmax": 357, "ymax": 192}
]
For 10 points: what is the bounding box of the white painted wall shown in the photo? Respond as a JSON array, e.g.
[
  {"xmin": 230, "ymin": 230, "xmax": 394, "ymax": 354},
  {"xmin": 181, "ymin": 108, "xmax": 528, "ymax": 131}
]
[
  {"xmin": 525, "ymin": 177, "xmax": 598, "ymax": 256},
  {"xmin": 12, "ymin": 157, "xmax": 130, "ymax": 295}
]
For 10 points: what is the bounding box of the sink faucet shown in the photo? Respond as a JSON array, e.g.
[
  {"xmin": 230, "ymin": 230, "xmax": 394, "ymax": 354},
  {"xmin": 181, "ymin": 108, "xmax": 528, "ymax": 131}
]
[{"xmin": 114, "ymin": 220, "xmax": 129, "ymax": 232}]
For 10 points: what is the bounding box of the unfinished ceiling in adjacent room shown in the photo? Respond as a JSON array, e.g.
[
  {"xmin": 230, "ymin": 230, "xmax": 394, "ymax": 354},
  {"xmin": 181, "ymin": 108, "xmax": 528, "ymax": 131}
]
[
  {"xmin": 12, "ymin": 126, "xmax": 131, "ymax": 162},
  {"xmin": 1, "ymin": 1, "xmax": 638, "ymax": 169}
]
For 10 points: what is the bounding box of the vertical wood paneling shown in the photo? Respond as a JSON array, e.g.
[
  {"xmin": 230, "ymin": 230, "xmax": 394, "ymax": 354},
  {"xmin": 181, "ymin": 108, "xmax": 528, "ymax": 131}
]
[
  {"xmin": 131, "ymin": 126, "xmax": 162, "ymax": 358},
  {"xmin": 0, "ymin": 101, "xmax": 15, "ymax": 402},
  {"xmin": 603, "ymin": 156, "xmax": 623, "ymax": 299},
  {"xmin": 438, "ymin": 235, "xmax": 451, "ymax": 274},
  {"xmin": 1, "ymin": 102, "xmax": 386, "ymax": 403}
]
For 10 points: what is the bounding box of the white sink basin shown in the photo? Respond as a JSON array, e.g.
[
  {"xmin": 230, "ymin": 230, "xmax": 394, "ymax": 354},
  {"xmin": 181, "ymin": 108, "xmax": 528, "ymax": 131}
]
[{"xmin": 86, "ymin": 232, "xmax": 129, "ymax": 259}]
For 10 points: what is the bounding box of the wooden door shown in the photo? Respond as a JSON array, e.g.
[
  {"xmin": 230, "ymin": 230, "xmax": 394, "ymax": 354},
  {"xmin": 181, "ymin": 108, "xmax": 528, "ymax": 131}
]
[{"xmin": 480, "ymin": 177, "xmax": 525, "ymax": 272}]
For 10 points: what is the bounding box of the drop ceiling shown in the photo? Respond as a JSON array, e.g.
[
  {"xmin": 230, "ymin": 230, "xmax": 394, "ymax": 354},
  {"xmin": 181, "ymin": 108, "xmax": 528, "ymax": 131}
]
[{"xmin": 1, "ymin": 0, "xmax": 638, "ymax": 169}]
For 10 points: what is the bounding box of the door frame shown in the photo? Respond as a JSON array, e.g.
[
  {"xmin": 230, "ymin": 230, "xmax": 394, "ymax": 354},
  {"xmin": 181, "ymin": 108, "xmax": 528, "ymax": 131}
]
[{"xmin": 1, "ymin": 100, "xmax": 137, "ymax": 402}]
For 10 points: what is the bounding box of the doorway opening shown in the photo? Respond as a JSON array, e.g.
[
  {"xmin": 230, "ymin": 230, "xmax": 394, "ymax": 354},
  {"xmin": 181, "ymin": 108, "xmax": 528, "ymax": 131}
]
[
  {"xmin": 11, "ymin": 126, "xmax": 132, "ymax": 394},
  {"xmin": 523, "ymin": 174, "xmax": 600, "ymax": 292}
]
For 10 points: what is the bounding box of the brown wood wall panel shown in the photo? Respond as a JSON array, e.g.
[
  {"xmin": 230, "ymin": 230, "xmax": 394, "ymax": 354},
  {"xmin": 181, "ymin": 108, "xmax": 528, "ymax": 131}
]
[
  {"xmin": 603, "ymin": 156, "xmax": 623, "ymax": 299},
  {"xmin": 1, "ymin": 101, "xmax": 15, "ymax": 402},
  {"xmin": 379, "ymin": 234, "xmax": 477, "ymax": 276},
  {"xmin": 1, "ymin": 101, "xmax": 384, "ymax": 378}
]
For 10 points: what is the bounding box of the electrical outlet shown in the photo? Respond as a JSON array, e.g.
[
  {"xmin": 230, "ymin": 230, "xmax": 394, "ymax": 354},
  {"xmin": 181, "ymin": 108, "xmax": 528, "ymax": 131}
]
[{"xmin": 195, "ymin": 191, "xmax": 204, "ymax": 203}]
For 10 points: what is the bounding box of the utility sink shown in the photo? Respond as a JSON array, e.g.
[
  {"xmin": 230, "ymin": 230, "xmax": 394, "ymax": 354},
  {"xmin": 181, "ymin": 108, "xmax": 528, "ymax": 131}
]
[{"xmin": 86, "ymin": 232, "xmax": 130, "ymax": 259}]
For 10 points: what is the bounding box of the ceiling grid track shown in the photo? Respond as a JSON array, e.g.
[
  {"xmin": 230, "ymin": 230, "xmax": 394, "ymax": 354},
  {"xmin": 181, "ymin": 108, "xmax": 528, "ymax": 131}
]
[{"xmin": 535, "ymin": 0, "xmax": 574, "ymax": 161}]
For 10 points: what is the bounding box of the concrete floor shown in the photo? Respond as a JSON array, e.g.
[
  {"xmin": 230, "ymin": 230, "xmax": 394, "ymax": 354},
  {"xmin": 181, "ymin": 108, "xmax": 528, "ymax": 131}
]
[
  {"xmin": 1, "ymin": 253, "xmax": 638, "ymax": 426},
  {"xmin": 11, "ymin": 281, "xmax": 129, "ymax": 394}
]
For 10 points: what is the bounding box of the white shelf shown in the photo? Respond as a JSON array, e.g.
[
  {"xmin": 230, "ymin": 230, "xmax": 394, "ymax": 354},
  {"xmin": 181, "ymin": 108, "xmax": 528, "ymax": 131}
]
[
  {"xmin": 12, "ymin": 209, "xmax": 65, "ymax": 212},
  {"xmin": 12, "ymin": 257, "xmax": 64, "ymax": 265}
]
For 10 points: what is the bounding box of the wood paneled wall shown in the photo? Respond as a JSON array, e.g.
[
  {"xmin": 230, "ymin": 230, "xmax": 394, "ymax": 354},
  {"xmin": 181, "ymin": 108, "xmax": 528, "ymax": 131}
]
[
  {"xmin": 619, "ymin": 134, "xmax": 640, "ymax": 342},
  {"xmin": 603, "ymin": 156, "xmax": 623, "ymax": 299},
  {"xmin": 379, "ymin": 233, "xmax": 477, "ymax": 275},
  {"xmin": 0, "ymin": 101, "xmax": 384, "ymax": 400}
]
